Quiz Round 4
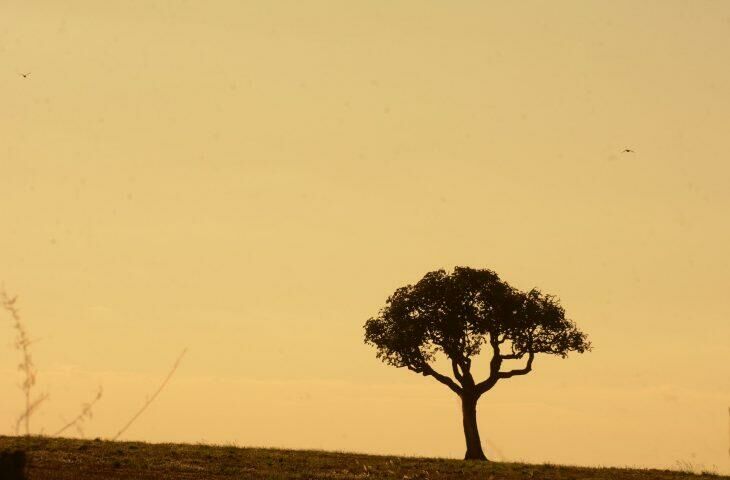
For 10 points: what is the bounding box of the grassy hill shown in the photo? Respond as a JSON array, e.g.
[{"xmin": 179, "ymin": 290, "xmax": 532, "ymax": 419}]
[{"xmin": 0, "ymin": 435, "xmax": 726, "ymax": 480}]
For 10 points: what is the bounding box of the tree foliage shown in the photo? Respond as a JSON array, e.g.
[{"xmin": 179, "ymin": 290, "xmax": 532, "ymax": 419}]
[{"xmin": 364, "ymin": 267, "xmax": 591, "ymax": 395}]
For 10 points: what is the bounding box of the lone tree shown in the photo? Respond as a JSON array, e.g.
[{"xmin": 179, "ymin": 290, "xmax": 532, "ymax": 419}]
[{"xmin": 364, "ymin": 267, "xmax": 591, "ymax": 461}]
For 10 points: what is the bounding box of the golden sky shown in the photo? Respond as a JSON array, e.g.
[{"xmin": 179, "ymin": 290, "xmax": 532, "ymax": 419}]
[{"xmin": 1, "ymin": 0, "xmax": 729, "ymax": 473}]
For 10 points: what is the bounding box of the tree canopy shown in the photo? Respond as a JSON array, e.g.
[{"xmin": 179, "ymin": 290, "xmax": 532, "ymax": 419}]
[{"xmin": 364, "ymin": 266, "xmax": 591, "ymax": 396}]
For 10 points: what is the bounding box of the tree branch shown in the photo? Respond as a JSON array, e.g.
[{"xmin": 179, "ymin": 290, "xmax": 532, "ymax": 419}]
[
  {"xmin": 500, "ymin": 353, "xmax": 523, "ymax": 360},
  {"xmin": 488, "ymin": 336, "xmax": 503, "ymax": 377},
  {"xmin": 498, "ymin": 351, "xmax": 535, "ymax": 379},
  {"xmin": 451, "ymin": 359, "xmax": 463, "ymax": 382},
  {"xmin": 420, "ymin": 363, "xmax": 462, "ymax": 395},
  {"xmin": 474, "ymin": 335, "xmax": 503, "ymax": 395}
]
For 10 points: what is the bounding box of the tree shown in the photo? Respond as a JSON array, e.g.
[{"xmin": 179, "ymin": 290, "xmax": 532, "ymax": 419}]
[{"xmin": 364, "ymin": 267, "xmax": 591, "ymax": 461}]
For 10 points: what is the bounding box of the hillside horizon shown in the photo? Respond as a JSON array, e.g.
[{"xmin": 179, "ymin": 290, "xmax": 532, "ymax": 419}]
[{"xmin": 1, "ymin": 435, "xmax": 727, "ymax": 480}]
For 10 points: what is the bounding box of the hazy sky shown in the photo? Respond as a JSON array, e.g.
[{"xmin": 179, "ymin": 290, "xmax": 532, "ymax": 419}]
[{"xmin": 1, "ymin": 0, "xmax": 729, "ymax": 473}]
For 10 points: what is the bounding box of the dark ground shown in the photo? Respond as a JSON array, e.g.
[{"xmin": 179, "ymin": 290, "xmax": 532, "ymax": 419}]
[{"xmin": 0, "ymin": 435, "xmax": 726, "ymax": 480}]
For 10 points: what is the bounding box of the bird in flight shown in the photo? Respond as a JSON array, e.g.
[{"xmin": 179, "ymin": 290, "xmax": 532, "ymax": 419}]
[
  {"xmin": 19, "ymin": 72, "xmax": 31, "ymax": 78},
  {"xmin": 622, "ymin": 148, "xmax": 634, "ymax": 153}
]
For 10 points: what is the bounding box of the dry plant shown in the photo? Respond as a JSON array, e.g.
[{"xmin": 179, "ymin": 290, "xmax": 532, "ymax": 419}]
[
  {"xmin": 4, "ymin": 287, "xmax": 189, "ymax": 442},
  {"xmin": 485, "ymin": 438, "xmax": 508, "ymax": 462},
  {"xmin": 53, "ymin": 386, "xmax": 104, "ymax": 437},
  {"xmin": 2, "ymin": 286, "xmax": 103, "ymax": 439},
  {"xmin": 1, "ymin": 286, "xmax": 49, "ymax": 436},
  {"xmin": 112, "ymin": 348, "xmax": 188, "ymax": 441}
]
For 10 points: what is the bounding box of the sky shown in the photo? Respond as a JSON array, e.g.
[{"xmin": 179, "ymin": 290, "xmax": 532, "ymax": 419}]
[{"xmin": 1, "ymin": 0, "xmax": 729, "ymax": 473}]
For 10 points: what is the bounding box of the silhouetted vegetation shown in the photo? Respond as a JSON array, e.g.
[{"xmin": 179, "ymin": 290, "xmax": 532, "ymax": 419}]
[
  {"xmin": 2, "ymin": 286, "xmax": 186, "ymax": 443},
  {"xmin": 1, "ymin": 288, "xmax": 48, "ymax": 437},
  {"xmin": 2, "ymin": 287, "xmax": 104, "ymax": 439},
  {"xmin": 365, "ymin": 267, "xmax": 591, "ymax": 460},
  {"xmin": 1, "ymin": 287, "xmax": 104, "ymax": 478},
  {"xmin": 52, "ymin": 387, "xmax": 104, "ymax": 438},
  {"xmin": 112, "ymin": 348, "xmax": 188, "ymax": 441},
  {"xmin": 1, "ymin": 436, "xmax": 723, "ymax": 480}
]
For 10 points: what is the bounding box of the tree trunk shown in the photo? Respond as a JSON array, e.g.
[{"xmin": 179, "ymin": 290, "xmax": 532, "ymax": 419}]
[{"xmin": 461, "ymin": 393, "xmax": 488, "ymax": 461}]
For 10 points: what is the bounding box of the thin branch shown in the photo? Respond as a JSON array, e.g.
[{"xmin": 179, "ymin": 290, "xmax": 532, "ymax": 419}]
[
  {"xmin": 54, "ymin": 386, "xmax": 103, "ymax": 437},
  {"xmin": 14, "ymin": 393, "xmax": 49, "ymax": 435},
  {"xmin": 112, "ymin": 348, "xmax": 188, "ymax": 441}
]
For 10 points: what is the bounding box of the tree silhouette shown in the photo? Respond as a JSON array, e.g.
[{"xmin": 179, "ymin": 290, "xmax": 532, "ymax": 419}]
[{"xmin": 364, "ymin": 267, "xmax": 591, "ymax": 461}]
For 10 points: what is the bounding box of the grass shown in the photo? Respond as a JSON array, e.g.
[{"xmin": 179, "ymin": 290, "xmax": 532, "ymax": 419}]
[{"xmin": 0, "ymin": 436, "xmax": 726, "ymax": 480}]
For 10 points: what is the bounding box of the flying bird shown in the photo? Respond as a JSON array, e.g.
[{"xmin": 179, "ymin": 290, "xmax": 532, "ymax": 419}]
[
  {"xmin": 623, "ymin": 148, "xmax": 634, "ymax": 153},
  {"xmin": 19, "ymin": 72, "xmax": 31, "ymax": 78}
]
